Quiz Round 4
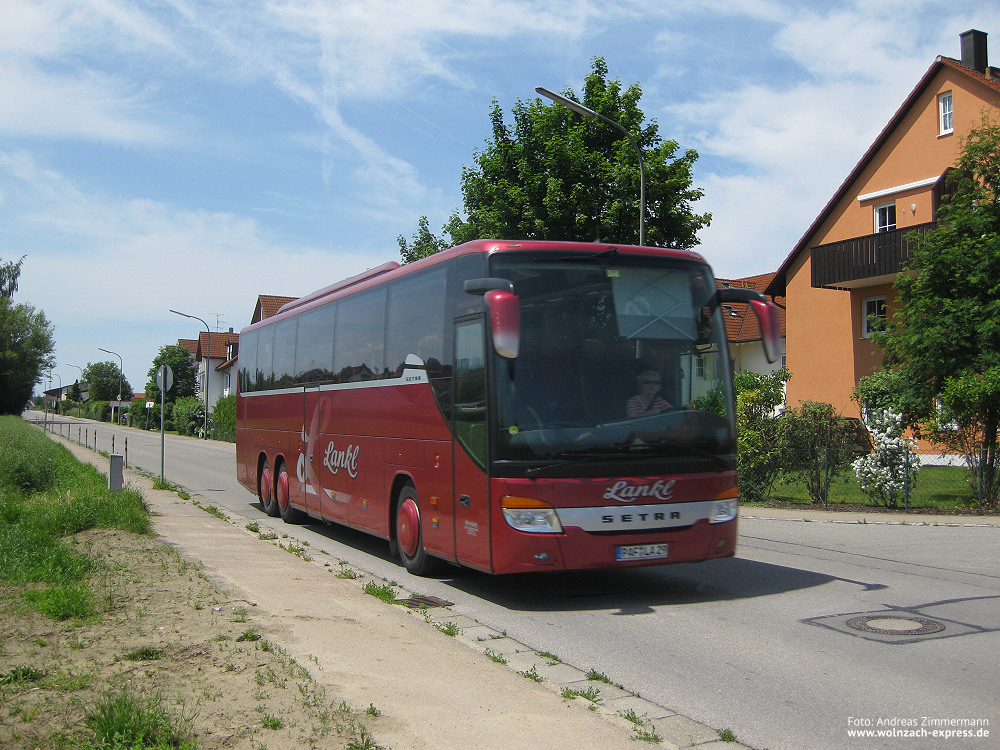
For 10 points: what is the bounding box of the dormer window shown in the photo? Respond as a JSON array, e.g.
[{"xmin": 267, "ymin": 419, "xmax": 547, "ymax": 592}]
[{"xmin": 938, "ymin": 92, "xmax": 954, "ymax": 135}]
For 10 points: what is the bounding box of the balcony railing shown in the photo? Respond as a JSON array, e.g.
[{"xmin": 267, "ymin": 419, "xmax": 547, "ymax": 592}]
[{"xmin": 810, "ymin": 222, "xmax": 935, "ymax": 289}]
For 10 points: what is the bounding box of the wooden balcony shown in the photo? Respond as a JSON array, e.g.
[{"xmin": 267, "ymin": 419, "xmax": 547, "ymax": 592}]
[{"xmin": 810, "ymin": 222, "xmax": 935, "ymax": 289}]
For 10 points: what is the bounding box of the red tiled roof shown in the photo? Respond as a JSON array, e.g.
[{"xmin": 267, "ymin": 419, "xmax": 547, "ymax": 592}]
[
  {"xmin": 717, "ymin": 273, "xmax": 787, "ymax": 344},
  {"xmin": 197, "ymin": 331, "xmax": 240, "ymax": 361},
  {"xmin": 253, "ymin": 295, "xmax": 296, "ymax": 324},
  {"xmin": 177, "ymin": 339, "xmax": 198, "ymax": 356}
]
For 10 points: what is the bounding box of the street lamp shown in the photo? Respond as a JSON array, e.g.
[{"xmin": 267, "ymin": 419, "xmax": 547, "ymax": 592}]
[
  {"xmin": 66, "ymin": 363, "xmax": 84, "ymax": 413},
  {"xmin": 98, "ymin": 347, "xmax": 123, "ymax": 424},
  {"xmin": 535, "ymin": 86, "xmax": 647, "ymax": 246},
  {"xmin": 170, "ymin": 309, "xmax": 210, "ymax": 439}
]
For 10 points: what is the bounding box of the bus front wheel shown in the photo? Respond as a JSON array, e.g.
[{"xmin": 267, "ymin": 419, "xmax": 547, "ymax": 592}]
[
  {"xmin": 259, "ymin": 459, "xmax": 278, "ymax": 517},
  {"xmin": 395, "ymin": 484, "xmax": 439, "ymax": 576}
]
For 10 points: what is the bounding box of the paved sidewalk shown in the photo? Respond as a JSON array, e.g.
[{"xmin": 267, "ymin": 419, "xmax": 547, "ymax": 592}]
[{"xmin": 50, "ymin": 432, "xmax": 751, "ymax": 750}]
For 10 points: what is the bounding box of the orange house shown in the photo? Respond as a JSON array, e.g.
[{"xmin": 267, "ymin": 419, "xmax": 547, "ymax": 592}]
[{"xmin": 766, "ymin": 30, "xmax": 1000, "ymax": 419}]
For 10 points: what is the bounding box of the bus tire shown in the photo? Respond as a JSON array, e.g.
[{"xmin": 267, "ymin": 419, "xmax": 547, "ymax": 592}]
[
  {"xmin": 276, "ymin": 460, "xmax": 306, "ymax": 524},
  {"xmin": 259, "ymin": 458, "xmax": 279, "ymax": 517},
  {"xmin": 395, "ymin": 484, "xmax": 440, "ymax": 576}
]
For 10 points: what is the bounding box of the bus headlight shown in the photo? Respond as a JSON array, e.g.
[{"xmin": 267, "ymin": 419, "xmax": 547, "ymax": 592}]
[
  {"xmin": 501, "ymin": 496, "xmax": 562, "ymax": 533},
  {"xmin": 710, "ymin": 498, "xmax": 738, "ymax": 523}
]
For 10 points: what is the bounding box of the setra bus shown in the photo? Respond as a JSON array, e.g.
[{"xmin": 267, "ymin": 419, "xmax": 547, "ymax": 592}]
[{"xmin": 235, "ymin": 239, "xmax": 781, "ymax": 575}]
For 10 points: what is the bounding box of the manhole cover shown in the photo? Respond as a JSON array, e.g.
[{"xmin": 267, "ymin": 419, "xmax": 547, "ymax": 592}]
[{"xmin": 846, "ymin": 615, "xmax": 946, "ymax": 636}]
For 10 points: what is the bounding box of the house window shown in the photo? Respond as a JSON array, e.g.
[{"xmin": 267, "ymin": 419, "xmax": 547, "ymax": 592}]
[
  {"xmin": 862, "ymin": 296, "xmax": 886, "ymax": 338},
  {"xmin": 938, "ymin": 92, "xmax": 953, "ymax": 135},
  {"xmin": 874, "ymin": 202, "xmax": 896, "ymax": 233}
]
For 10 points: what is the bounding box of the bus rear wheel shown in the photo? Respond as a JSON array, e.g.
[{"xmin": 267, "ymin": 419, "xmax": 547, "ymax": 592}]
[
  {"xmin": 276, "ymin": 461, "xmax": 306, "ymax": 524},
  {"xmin": 395, "ymin": 484, "xmax": 440, "ymax": 576},
  {"xmin": 259, "ymin": 459, "xmax": 278, "ymax": 517}
]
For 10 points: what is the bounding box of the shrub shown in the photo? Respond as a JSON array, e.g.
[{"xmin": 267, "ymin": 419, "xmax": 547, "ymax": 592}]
[
  {"xmin": 779, "ymin": 401, "xmax": 860, "ymax": 505},
  {"xmin": 172, "ymin": 397, "xmax": 205, "ymax": 437},
  {"xmin": 211, "ymin": 394, "xmax": 236, "ymax": 442},
  {"xmin": 853, "ymin": 408, "xmax": 921, "ymax": 508},
  {"xmin": 735, "ymin": 369, "xmax": 789, "ymax": 503}
]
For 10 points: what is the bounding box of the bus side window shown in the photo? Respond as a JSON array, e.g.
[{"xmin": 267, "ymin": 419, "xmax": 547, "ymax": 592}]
[
  {"xmin": 386, "ymin": 268, "xmax": 446, "ymax": 376},
  {"xmin": 454, "ymin": 320, "xmax": 487, "ymax": 467},
  {"xmin": 334, "ymin": 288, "xmax": 386, "ymax": 382}
]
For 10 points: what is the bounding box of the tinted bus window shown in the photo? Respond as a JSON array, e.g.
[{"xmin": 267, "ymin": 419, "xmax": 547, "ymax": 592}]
[
  {"xmin": 386, "ymin": 268, "xmax": 446, "ymax": 376},
  {"xmin": 273, "ymin": 318, "xmax": 298, "ymax": 388},
  {"xmin": 238, "ymin": 329, "xmax": 258, "ymax": 393},
  {"xmin": 295, "ymin": 303, "xmax": 335, "ymax": 383},
  {"xmin": 256, "ymin": 324, "xmax": 275, "ymax": 390},
  {"xmin": 333, "ymin": 287, "xmax": 386, "ymax": 381}
]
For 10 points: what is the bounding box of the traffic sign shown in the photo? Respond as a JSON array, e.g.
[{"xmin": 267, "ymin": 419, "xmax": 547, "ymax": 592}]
[{"xmin": 156, "ymin": 364, "xmax": 173, "ymax": 392}]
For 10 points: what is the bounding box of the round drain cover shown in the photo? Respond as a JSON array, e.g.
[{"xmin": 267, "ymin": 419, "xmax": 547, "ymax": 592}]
[{"xmin": 846, "ymin": 615, "xmax": 945, "ymax": 636}]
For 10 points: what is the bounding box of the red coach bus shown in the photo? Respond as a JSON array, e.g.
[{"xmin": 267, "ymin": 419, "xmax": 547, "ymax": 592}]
[{"xmin": 236, "ymin": 239, "xmax": 780, "ymax": 575}]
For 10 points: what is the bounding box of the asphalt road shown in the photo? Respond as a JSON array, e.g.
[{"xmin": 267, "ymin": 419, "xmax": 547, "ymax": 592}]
[{"xmin": 35, "ymin": 413, "xmax": 1000, "ymax": 750}]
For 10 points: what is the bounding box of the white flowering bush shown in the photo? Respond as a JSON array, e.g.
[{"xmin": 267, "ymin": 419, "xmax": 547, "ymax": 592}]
[{"xmin": 853, "ymin": 408, "xmax": 920, "ymax": 508}]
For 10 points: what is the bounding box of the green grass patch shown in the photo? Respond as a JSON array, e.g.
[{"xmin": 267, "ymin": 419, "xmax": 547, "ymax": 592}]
[
  {"xmin": 765, "ymin": 465, "xmax": 978, "ymax": 511},
  {"xmin": 0, "ymin": 418, "xmax": 151, "ymax": 621},
  {"xmin": 83, "ymin": 688, "xmax": 196, "ymax": 750}
]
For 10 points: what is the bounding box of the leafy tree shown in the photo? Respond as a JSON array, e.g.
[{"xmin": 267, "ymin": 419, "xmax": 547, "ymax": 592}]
[
  {"xmin": 146, "ymin": 345, "xmax": 197, "ymax": 407},
  {"xmin": 399, "ymin": 58, "xmax": 710, "ymax": 262},
  {"xmin": 1, "ymin": 256, "xmax": 24, "ymax": 298},
  {"xmin": 0, "ymin": 257, "xmax": 55, "ymax": 415},
  {"xmin": 735, "ymin": 368, "xmax": 790, "ymax": 503},
  {"xmin": 779, "ymin": 401, "xmax": 860, "ymax": 505},
  {"xmin": 84, "ymin": 361, "xmax": 133, "ymax": 403},
  {"xmin": 876, "ymin": 114, "xmax": 1000, "ymax": 507},
  {"xmin": 398, "ymin": 216, "xmax": 449, "ymax": 265}
]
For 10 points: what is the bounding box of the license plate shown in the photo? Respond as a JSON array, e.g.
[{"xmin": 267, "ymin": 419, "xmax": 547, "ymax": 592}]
[{"xmin": 615, "ymin": 543, "xmax": 669, "ymax": 561}]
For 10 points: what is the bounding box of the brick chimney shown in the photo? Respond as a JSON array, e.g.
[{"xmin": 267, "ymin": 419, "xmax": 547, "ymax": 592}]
[{"xmin": 960, "ymin": 29, "xmax": 988, "ymax": 74}]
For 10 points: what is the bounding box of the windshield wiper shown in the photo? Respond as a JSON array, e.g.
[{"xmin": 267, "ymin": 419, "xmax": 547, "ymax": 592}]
[{"xmin": 524, "ymin": 452, "xmax": 626, "ymax": 478}]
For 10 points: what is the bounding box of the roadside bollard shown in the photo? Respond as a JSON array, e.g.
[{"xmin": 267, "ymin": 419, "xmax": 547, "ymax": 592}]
[{"xmin": 108, "ymin": 454, "xmax": 124, "ymax": 492}]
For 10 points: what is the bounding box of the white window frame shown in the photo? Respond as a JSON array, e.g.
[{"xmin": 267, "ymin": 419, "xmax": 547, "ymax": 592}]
[
  {"xmin": 862, "ymin": 295, "xmax": 886, "ymax": 339},
  {"xmin": 938, "ymin": 92, "xmax": 954, "ymax": 136},
  {"xmin": 874, "ymin": 202, "xmax": 896, "ymax": 233}
]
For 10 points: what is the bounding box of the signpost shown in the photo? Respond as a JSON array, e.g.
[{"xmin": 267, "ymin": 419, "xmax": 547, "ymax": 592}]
[{"xmin": 156, "ymin": 365, "xmax": 173, "ymax": 483}]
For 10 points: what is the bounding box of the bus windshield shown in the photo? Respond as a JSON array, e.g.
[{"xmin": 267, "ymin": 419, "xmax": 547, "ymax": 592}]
[{"xmin": 490, "ymin": 253, "xmax": 736, "ymax": 475}]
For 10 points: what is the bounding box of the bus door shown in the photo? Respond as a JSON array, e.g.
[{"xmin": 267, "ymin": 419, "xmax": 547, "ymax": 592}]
[
  {"xmin": 301, "ymin": 385, "xmax": 348, "ymax": 523},
  {"xmin": 452, "ymin": 318, "xmax": 492, "ymax": 571}
]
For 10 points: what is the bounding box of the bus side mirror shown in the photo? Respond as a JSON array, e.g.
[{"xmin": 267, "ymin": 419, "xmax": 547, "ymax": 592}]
[
  {"xmin": 750, "ymin": 299, "xmax": 782, "ymax": 364},
  {"xmin": 485, "ymin": 290, "xmax": 520, "ymax": 359}
]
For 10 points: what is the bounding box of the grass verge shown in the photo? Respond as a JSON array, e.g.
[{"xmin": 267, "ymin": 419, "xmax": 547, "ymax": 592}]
[{"xmin": 0, "ymin": 416, "xmax": 383, "ymax": 749}]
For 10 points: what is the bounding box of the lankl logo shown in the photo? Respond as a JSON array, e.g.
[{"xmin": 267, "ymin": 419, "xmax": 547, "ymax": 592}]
[{"xmin": 603, "ymin": 479, "xmax": 676, "ymax": 503}]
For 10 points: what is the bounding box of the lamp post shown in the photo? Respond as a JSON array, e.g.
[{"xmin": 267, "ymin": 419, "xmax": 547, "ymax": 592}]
[
  {"xmin": 66, "ymin": 363, "xmax": 84, "ymax": 414},
  {"xmin": 97, "ymin": 347, "xmax": 123, "ymax": 424},
  {"xmin": 535, "ymin": 86, "xmax": 647, "ymax": 246},
  {"xmin": 170, "ymin": 309, "xmax": 210, "ymax": 438}
]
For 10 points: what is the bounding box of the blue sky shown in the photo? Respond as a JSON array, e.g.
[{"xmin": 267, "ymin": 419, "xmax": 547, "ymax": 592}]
[{"xmin": 2, "ymin": 0, "xmax": 996, "ymax": 393}]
